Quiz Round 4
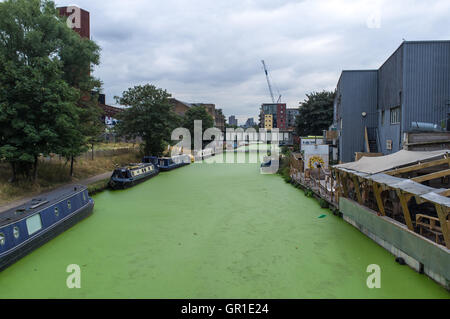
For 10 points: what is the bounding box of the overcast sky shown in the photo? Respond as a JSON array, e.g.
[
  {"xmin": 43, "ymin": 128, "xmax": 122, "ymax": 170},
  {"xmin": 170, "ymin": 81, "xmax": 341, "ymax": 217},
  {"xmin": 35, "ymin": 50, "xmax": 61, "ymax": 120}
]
[{"xmin": 56, "ymin": 0, "xmax": 450, "ymax": 125}]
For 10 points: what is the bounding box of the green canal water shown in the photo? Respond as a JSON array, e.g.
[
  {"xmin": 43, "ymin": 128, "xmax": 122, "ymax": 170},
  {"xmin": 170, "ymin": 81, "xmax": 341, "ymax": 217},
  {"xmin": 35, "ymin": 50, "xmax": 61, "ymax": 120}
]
[{"xmin": 0, "ymin": 151, "xmax": 448, "ymax": 298}]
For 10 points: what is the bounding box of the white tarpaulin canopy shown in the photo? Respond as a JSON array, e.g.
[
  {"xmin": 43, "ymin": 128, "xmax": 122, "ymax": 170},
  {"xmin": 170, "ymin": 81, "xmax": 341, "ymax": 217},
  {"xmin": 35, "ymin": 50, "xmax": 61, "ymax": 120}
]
[{"xmin": 334, "ymin": 150, "xmax": 449, "ymax": 174}]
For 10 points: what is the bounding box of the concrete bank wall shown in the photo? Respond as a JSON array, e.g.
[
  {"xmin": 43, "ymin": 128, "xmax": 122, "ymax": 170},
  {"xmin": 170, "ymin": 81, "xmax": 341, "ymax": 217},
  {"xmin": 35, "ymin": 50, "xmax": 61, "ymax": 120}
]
[{"xmin": 340, "ymin": 198, "xmax": 450, "ymax": 290}]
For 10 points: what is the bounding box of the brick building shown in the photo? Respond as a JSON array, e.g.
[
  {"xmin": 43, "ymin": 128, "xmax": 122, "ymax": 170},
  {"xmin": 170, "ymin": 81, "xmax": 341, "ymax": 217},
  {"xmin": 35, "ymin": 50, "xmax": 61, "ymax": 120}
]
[{"xmin": 259, "ymin": 103, "xmax": 287, "ymax": 129}]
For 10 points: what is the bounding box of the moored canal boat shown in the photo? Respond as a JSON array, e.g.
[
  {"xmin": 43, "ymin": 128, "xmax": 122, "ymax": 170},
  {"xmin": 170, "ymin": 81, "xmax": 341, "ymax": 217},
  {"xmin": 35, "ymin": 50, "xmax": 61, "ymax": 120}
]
[
  {"xmin": 260, "ymin": 157, "xmax": 279, "ymax": 175},
  {"xmin": 0, "ymin": 185, "xmax": 94, "ymax": 272},
  {"xmin": 109, "ymin": 163, "xmax": 159, "ymax": 190},
  {"xmin": 143, "ymin": 154, "xmax": 191, "ymax": 171}
]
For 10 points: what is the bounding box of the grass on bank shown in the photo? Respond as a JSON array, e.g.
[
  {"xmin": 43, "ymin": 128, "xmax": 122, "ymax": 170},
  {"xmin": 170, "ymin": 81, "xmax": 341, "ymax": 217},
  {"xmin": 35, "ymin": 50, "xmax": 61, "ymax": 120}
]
[
  {"xmin": 0, "ymin": 150, "xmax": 141, "ymax": 206},
  {"xmin": 87, "ymin": 178, "xmax": 110, "ymax": 196}
]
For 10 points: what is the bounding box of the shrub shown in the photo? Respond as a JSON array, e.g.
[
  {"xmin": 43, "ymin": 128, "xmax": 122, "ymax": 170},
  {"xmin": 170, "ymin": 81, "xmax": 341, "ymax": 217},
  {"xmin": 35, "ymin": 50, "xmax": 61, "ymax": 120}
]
[
  {"xmin": 305, "ymin": 189, "xmax": 314, "ymax": 198},
  {"xmin": 87, "ymin": 179, "xmax": 110, "ymax": 195},
  {"xmin": 319, "ymin": 198, "xmax": 329, "ymax": 209}
]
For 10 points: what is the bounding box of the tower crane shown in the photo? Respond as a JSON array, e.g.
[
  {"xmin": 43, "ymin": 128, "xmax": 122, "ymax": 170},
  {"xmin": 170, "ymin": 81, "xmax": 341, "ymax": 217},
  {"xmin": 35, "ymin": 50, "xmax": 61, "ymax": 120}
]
[{"xmin": 261, "ymin": 60, "xmax": 282, "ymax": 103}]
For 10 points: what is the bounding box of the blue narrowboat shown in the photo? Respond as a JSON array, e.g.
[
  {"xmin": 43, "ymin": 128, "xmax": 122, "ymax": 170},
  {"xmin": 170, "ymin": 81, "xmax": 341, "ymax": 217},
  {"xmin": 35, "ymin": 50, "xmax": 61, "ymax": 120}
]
[
  {"xmin": 109, "ymin": 162, "xmax": 159, "ymax": 190},
  {"xmin": 0, "ymin": 185, "xmax": 94, "ymax": 272},
  {"xmin": 143, "ymin": 154, "xmax": 191, "ymax": 171},
  {"xmin": 260, "ymin": 157, "xmax": 279, "ymax": 175}
]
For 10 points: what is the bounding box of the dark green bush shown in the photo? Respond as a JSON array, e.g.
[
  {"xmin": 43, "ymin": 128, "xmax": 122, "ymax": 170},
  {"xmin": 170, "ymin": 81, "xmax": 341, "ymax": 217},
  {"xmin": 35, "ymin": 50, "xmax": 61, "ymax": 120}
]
[
  {"xmin": 319, "ymin": 198, "xmax": 329, "ymax": 209},
  {"xmin": 87, "ymin": 178, "xmax": 110, "ymax": 195},
  {"xmin": 305, "ymin": 189, "xmax": 314, "ymax": 198}
]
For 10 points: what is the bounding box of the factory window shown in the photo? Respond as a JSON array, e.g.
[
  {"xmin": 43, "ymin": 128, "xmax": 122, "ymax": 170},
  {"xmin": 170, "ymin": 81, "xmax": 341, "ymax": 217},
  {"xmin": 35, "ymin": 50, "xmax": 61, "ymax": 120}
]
[
  {"xmin": 390, "ymin": 107, "xmax": 400, "ymax": 124},
  {"xmin": 13, "ymin": 227, "xmax": 19, "ymax": 239}
]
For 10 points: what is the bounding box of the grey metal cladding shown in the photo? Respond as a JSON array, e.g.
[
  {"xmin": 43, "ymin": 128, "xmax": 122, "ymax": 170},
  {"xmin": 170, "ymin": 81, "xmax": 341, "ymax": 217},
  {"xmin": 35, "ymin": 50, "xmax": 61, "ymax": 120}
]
[
  {"xmin": 337, "ymin": 70, "xmax": 378, "ymax": 162},
  {"xmin": 402, "ymin": 41, "xmax": 450, "ymax": 131}
]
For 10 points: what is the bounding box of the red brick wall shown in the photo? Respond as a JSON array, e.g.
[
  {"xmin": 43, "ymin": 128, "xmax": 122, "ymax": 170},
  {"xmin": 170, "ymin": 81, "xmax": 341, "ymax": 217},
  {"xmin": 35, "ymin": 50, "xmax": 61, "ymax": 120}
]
[
  {"xmin": 277, "ymin": 104, "xmax": 287, "ymax": 130},
  {"xmin": 58, "ymin": 6, "xmax": 90, "ymax": 39}
]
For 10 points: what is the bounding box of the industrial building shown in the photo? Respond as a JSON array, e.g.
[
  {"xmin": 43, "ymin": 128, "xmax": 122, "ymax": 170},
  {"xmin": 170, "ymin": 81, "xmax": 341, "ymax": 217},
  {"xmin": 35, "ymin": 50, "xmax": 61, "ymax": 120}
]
[
  {"xmin": 228, "ymin": 115, "xmax": 238, "ymax": 127},
  {"xmin": 58, "ymin": 5, "xmax": 124, "ymax": 128},
  {"xmin": 243, "ymin": 118, "xmax": 255, "ymax": 129},
  {"xmin": 169, "ymin": 98, "xmax": 226, "ymax": 132},
  {"xmin": 286, "ymin": 108, "xmax": 300, "ymax": 130},
  {"xmin": 264, "ymin": 114, "xmax": 273, "ymax": 130},
  {"xmin": 333, "ymin": 41, "xmax": 450, "ymax": 163},
  {"xmin": 58, "ymin": 6, "xmax": 90, "ymax": 38},
  {"xmin": 259, "ymin": 103, "xmax": 287, "ymax": 130}
]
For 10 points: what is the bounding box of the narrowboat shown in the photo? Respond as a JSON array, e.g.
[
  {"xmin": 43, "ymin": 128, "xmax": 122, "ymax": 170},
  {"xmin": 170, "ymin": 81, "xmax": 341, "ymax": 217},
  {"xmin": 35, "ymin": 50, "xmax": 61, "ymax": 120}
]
[
  {"xmin": 109, "ymin": 162, "xmax": 159, "ymax": 190},
  {"xmin": 143, "ymin": 154, "xmax": 191, "ymax": 171},
  {"xmin": 0, "ymin": 185, "xmax": 94, "ymax": 272},
  {"xmin": 194, "ymin": 148, "xmax": 213, "ymax": 161},
  {"xmin": 260, "ymin": 157, "xmax": 279, "ymax": 174}
]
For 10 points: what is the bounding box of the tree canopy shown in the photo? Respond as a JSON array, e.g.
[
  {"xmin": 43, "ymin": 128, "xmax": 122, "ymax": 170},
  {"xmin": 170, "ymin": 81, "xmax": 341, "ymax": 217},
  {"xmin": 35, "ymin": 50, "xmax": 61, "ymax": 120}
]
[
  {"xmin": 182, "ymin": 105, "xmax": 214, "ymax": 149},
  {"xmin": 114, "ymin": 84, "xmax": 180, "ymax": 156},
  {"xmin": 295, "ymin": 90, "xmax": 335, "ymax": 137},
  {"xmin": 0, "ymin": 0, "xmax": 102, "ymax": 181}
]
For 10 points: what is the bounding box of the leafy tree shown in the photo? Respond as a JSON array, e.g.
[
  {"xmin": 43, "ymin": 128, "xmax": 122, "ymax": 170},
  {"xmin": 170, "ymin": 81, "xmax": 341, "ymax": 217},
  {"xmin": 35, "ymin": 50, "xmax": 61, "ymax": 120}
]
[
  {"xmin": 57, "ymin": 4, "xmax": 102, "ymax": 176},
  {"xmin": 295, "ymin": 90, "xmax": 335, "ymax": 137},
  {"xmin": 182, "ymin": 105, "xmax": 214, "ymax": 149},
  {"xmin": 0, "ymin": 0, "xmax": 101, "ymax": 181},
  {"xmin": 114, "ymin": 84, "xmax": 179, "ymax": 156}
]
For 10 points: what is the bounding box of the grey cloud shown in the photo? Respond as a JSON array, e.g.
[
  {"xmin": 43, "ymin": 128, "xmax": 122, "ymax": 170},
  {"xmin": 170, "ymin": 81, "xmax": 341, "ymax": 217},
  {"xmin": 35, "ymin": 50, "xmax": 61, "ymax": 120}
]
[{"xmin": 56, "ymin": 0, "xmax": 450, "ymax": 120}]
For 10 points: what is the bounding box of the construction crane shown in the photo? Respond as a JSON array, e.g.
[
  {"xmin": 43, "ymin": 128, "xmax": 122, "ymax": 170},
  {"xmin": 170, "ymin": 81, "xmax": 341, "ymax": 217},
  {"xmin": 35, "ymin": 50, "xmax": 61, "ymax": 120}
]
[{"xmin": 261, "ymin": 60, "xmax": 282, "ymax": 103}]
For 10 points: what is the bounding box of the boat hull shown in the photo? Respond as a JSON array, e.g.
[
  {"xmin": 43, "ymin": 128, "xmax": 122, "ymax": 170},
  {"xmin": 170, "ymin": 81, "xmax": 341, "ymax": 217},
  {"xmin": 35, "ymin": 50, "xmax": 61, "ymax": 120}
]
[
  {"xmin": 109, "ymin": 171, "xmax": 159, "ymax": 190},
  {"xmin": 0, "ymin": 199, "xmax": 94, "ymax": 272},
  {"xmin": 158, "ymin": 163, "xmax": 190, "ymax": 171}
]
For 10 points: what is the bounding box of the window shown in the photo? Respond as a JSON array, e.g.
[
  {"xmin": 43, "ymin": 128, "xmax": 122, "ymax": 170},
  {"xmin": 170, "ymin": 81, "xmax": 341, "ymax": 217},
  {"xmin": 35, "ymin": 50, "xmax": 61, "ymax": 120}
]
[
  {"xmin": 0, "ymin": 233, "xmax": 5, "ymax": 246},
  {"xmin": 55, "ymin": 207, "xmax": 59, "ymax": 217},
  {"xmin": 82, "ymin": 192, "xmax": 86, "ymax": 201},
  {"xmin": 13, "ymin": 227, "xmax": 19, "ymax": 239},
  {"xmin": 381, "ymin": 110, "xmax": 385, "ymax": 125},
  {"xmin": 390, "ymin": 107, "xmax": 400, "ymax": 124},
  {"xmin": 67, "ymin": 200, "xmax": 71, "ymax": 210},
  {"xmin": 26, "ymin": 214, "xmax": 42, "ymax": 236},
  {"xmin": 386, "ymin": 140, "xmax": 393, "ymax": 150}
]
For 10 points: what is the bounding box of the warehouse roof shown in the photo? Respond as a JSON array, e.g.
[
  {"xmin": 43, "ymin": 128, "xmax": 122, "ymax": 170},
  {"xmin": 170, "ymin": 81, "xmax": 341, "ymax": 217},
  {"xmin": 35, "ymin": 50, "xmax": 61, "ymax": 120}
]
[{"xmin": 334, "ymin": 150, "xmax": 449, "ymax": 174}]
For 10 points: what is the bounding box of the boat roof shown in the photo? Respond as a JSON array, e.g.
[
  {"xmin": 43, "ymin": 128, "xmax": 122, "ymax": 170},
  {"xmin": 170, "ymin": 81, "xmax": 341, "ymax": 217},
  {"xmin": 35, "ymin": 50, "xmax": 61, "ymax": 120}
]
[
  {"xmin": 118, "ymin": 163, "xmax": 154, "ymax": 170},
  {"xmin": 0, "ymin": 185, "xmax": 87, "ymax": 227}
]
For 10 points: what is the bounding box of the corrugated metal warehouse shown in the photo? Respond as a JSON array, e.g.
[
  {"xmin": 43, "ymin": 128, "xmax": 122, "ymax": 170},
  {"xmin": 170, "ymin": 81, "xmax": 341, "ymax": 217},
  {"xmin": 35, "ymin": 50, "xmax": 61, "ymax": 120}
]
[{"xmin": 334, "ymin": 40, "xmax": 450, "ymax": 163}]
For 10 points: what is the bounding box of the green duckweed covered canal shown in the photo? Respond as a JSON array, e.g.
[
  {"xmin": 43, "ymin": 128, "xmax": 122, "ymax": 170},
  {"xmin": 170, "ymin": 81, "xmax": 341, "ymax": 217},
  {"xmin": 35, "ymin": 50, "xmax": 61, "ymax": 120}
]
[{"xmin": 0, "ymin": 151, "xmax": 448, "ymax": 298}]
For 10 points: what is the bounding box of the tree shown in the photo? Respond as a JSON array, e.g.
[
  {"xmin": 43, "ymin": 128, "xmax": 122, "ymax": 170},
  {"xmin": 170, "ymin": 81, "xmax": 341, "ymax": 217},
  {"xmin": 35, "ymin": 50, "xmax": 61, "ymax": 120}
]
[
  {"xmin": 58, "ymin": 25, "xmax": 103, "ymax": 176},
  {"xmin": 182, "ymin": 105, "xmax": 214, "ymax": 149},
  {"xmin": 0, "ymin": 0, "xmax": 101, "ymax": 181},
  {"xmin": 114, "ymin": 84, "xmax": 179, "ymax": 156},
  {"xmin": 295, "ymin": 90, "xmax": 335, "ymax": 137}
]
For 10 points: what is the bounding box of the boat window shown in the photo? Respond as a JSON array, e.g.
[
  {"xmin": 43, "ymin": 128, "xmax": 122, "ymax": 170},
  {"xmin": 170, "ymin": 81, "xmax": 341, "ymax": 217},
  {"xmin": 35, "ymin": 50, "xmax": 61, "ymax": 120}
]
[
  {"xmin": 0, "ymin": 233, "xmax": 5, "ymax": 246},
  {"xmin": 82, "ymin": 192, "xmax": 86, "ymax": 201},
  {"xmin": 13, "ymin": 227, "xmax": 19, "ymax": 239},
  {"xmin": 67, "ymin": 200, "xmax": 71, "ymax": 210},
  {"xmin": 55, "ymin": 207, "xmax": 59, "ymax": 217},
  {"xmin": 26, "ymin": 214, "xmax": 42, "ymax": 236}
]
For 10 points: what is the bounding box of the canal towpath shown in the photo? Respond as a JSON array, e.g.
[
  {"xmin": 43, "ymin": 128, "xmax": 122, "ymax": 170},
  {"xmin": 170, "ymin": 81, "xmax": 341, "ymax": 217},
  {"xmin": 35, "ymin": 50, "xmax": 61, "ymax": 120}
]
[{"xmin": 0, "ymin": 171, "xmax": 112, "ymax": 214}]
